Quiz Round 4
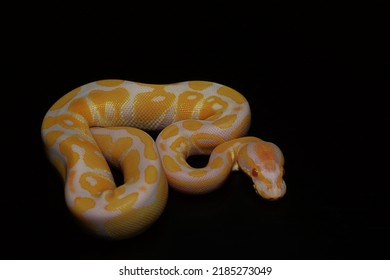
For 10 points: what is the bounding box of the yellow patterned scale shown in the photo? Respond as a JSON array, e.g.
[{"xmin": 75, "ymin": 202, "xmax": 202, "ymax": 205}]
[{"xmin": 41, "ymin": 80, "xmax": 286, "ymax": 239}]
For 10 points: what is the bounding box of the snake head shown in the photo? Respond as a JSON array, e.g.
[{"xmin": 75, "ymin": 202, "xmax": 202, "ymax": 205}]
[{"xmin": 238, "ymin": 141, "xmax": 286, "ymax": 200}]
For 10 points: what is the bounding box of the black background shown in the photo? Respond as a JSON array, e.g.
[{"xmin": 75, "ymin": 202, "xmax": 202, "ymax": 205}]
[{"xmin": 3, "ymin": 1, "xmax": 388, "ymax": 260}]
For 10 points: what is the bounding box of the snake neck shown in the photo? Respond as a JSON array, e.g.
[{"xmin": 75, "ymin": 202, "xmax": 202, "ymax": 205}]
[{"xmin": 155, "ymin": 136, "xmax": 263, "ymax": 194}]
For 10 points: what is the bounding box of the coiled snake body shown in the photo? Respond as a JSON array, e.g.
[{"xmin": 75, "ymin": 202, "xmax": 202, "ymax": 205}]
[{"xmin": 42, "ymin": 80, "xmax": 286, "ymax": 239}]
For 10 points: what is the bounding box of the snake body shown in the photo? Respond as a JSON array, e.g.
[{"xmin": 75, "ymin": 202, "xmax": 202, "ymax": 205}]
[{"xmin": 42, "ymin": 80, "xmax": 286, "ymax": 239}]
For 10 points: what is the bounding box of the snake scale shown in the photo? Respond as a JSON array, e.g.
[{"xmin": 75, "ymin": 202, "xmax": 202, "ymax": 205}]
[{"xmin": 41, "ymin": 80, "xmax": 286, "ymax": 239}]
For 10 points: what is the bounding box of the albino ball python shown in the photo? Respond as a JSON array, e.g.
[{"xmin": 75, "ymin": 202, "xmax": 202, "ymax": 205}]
[{"xmin": 42, "ymin": 80, "xmax": 286, "ymax": 239}]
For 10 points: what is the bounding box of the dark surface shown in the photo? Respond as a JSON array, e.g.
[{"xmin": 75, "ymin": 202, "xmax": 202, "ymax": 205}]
[{"xmin": 4, "ymin": 2, "xmax": 387, "ymax": 259}]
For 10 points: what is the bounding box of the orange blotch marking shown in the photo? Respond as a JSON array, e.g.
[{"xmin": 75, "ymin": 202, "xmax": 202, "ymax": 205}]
[
  {"xmin": 121, "ymin": 149, "xmax": 141, "ymax": 183},
  {"xmin": 198, "ymin": 107, "xmax": 215, "ymax": 120},
  {"xmin": 58, "ymin": 137, "xmax": 82, "ymax": 168},
  {"xmin": 189, "ymin": 169, "xmax": 208, "ymax": 178},
  {"xmin": 145, "ymin": 165, "xmax": 158, "ymax": 184},
  {"xmin": 214, "ymin": 142, "xmax": 231, "ymax": 154},
  {"xmin": 188, "ymin": 81, "xmax": 213, "ymax": 90},
  {"xmin": 68, "ymin": 98, "xmax": 94, "ymax": 124},
  {"xmin": 67, "ymin": 170, "xmax": 77, "ymax": 193},
  {"xmin": 79, "ymin": 172, "xmax": 114, "ymax": 197},
  {"xmin": 41, "ymin": 116, "xmax": 58, "ymax": 130},
  {"xmin": 93, "ymin": 133, "xmax": 114, "ymax": 154},
  {"xmin": 83, "ymin": 146, "xmax": 109, "ymax": 171},
  {"xmin": 96, "ymin": 79, "xmax": 125, "ymax": 87},
  {"xmin": 210, "ymin": 157, "xmax": 223, "ymax": 169},
  {"xmin": 59, "ymin": 133, "xmax": 109, "ymax": 170},
  {"xmin": 105, "ymin": 186, "xmax": 126, "ymax": 203},
  {"xmin": 205, "ymin": 112, "xmax": 223, "ymax": 121},
  {"xmin": 212, "ymin": 114, "xmax": 237, "ymax": 129},
  {"xmin": 160, "ymin": 125, "xmax": 179, "ymax": 139},
  {"xmin": 88, "ymin": 87, "xmax": 130, "ymax": 122},
  {"xmin": 198, "ymin": 96, "xmax": 228, "ymax": 120},
  {"xmin": 73, "ymin": 197, "xmax": 96, "ymax": 213},
  {"xmin": 163, "ymin": 155, "xmax": 182, "ymax": 172},
  {"xmin": 217, "ymin": 85, "xmax": 246, "ymax": 104},
  {"xmin": 125, "ymin": 128, "xmax": 158, "ymax": 160},
  {"xmin": 182, "ymin": 120, "xmax": 203, "ymax": 131},
  {"xmin": 170, "ymin": 136, "xmax": 190, "ymax": 154},
  {"xmin": 105, "ymin": 192, "xmax": 138, "ymax": 212},
  {"xmin": 133, "ymin": 90, "xmax": 175, "ymax": 125},
  {"xmin": 177, "ymin": 91, "xmax": 203, "ymax": 119},
  {"xmin": 42, "ymin": 114, "xmax": 87, "ymax": 131},
  {"xmin": 159, "ymin": 142, "xmax": 166, "ymax": 152},
  {"xmin": 49, "ymin": 86, "xmax": 81, "ymax": 111},
  {"xmin": 45, "ymin": 131, "xmax": 64, "ymax": 147}
]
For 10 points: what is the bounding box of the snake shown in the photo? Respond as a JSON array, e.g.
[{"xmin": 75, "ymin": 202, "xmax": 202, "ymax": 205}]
[{"xmin": 41, "ymin": 80, "xmax": 286, "ymax": 239}]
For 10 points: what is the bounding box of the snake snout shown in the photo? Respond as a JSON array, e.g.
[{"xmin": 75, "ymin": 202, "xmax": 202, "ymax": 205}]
[{"xmin": 253, "ymin": 179, "xmax": 286, "ymax": 201}]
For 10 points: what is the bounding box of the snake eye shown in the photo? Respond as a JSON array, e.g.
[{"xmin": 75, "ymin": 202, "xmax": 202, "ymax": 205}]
[{"xmin": 252, "ymin": 168, "xmax": 259, "ymax": 177}]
